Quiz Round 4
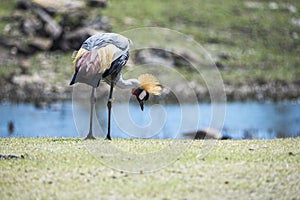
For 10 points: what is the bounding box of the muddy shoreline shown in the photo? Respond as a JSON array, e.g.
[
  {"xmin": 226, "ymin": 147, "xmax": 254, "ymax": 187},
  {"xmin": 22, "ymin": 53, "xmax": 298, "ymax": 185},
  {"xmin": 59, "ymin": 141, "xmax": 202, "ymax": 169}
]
[{"xmin": 1, "ymin": 79, "xmax": 299, "ymax": 103}]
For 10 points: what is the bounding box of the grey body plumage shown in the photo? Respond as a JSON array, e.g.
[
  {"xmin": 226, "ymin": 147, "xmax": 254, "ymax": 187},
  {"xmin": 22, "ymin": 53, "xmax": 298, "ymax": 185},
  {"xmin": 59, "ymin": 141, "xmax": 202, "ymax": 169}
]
[
  {"xmin": 70, "ymin": 33, "xmax": 132, "ymax": 88},
  {"xmin": 70, "ymin": 33, "xmax": 140, "ymax": 140},
  {"xmin": 81, "ymin": 33, "xmax": 131, "ymax": 52}
]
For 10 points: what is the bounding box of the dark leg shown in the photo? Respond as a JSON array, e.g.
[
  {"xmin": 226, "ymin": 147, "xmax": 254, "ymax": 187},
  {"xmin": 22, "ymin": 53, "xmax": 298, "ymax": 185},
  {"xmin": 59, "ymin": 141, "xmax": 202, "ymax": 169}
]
[
  {"xmin": 85, "ymin": 87, "xmax": 96, "ymax": 140},
  {"xmin": 105, "ymin": 82, "xmax": 114, "ymax": 140}
]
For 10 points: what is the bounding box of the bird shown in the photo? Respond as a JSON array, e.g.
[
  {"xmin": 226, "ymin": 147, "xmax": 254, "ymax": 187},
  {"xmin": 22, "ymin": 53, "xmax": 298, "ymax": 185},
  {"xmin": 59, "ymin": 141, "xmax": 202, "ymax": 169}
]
[{"xmin": 70, "ymin": 33, "xmax": 162, "ymax": 140}]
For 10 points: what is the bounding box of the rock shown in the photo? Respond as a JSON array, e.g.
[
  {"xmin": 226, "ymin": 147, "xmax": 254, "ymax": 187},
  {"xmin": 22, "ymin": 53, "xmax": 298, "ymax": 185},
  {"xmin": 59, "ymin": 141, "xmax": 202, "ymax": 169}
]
[
  {"xmin": 124, "ymin": 17, "xmax": 135, "ymax": 25},
  {"xmin": 269, "ymin": 2, "xmax": 278, "ymax": 10},
  {"xmin": 22, "ymin": 15, "xmax": 43, "ymax": 36},
  {"xmin": 284, "ymin": 4, "xmax": 297, "ymax": 13},
  {"xmin": 87, "ymin": 0, "xmax": 108, "ymax": 8},
  {"xmin": 244, "ymin": 1, "xmax": 264, "ymax": 9},
  {"xmin": 218, "ymin": 52, "xmax": 230, "ymax": 60},
  {"xmin": 16, "ymin": 0, "xmax": 31, "ymax": 10},
  {"xmin": 292, "ymin": 32, "xmax": 298, "ymax": 40},
  {"xmin": 215, "ymin": 61, "xmax": 225, "ymax": 70},
  {"xmin": 32, "ymin": 0, "xmax": 85, "ymax": 13},
  {"xmin": 291, "ymin": 18, "xmax": 300, "ymax": 27},
  {"xmin": 34, "ymin": 101, "xmax": 49, "ymax": 109},
  {"xmin": 0, "ymin": 0, "xmax": 112, "ymax": 54},
  {"xmin": 32, "ymin": 6, "xmax": 63, "ymax": 39},
  {"xmin": 172, "ymin": 48, "xmax": 206, "ymax": 70},
  {"xmin": 184, "ymin": 128, "xmax": 231, "ymax": 140},
  {"xmin": 60, "ymin": 12, "xmax": 88, "ymax": 30},
  {"xmin": 19, "ymin": 59, "xmax": 32, "ymax": 74},
  {"xmin": 12, "ymin": 73, "xmax": 45, "ymax": 87},
  {"xmin": 173, "ymin": 53, "xmax": 192, "ymax": 69},
  {"xmin": 0, "ymin": 37, "xmax": 35, "ymax": 54},
  {"xmin": 134, "ymin": 49, "xmax": 174, "ymax": 67},
  {"xmin": 62, "ymin": 28, "xmax": 102, "ymax": 50},
  {"xmin": 83, "ymin": 16, "xmax": 111, "ymax": 32},
  {"xmin": 28, "ymin": 37, "xmax": 53, "ymax": 50}
]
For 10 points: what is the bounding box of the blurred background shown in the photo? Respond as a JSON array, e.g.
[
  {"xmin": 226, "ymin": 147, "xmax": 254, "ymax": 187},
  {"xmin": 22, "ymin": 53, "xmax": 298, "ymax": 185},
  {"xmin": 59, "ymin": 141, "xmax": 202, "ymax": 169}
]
[{"xmin": 0, "ymin": 0, "xmax": 299, "ymax": 139}]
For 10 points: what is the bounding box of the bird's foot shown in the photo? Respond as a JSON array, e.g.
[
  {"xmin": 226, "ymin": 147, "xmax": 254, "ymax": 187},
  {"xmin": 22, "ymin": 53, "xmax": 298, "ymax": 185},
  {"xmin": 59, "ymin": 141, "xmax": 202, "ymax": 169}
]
[
  {"xmin": 84, "ymin": 133, "xmax": 96, "ymax": 140},
  {"xmin": 105, "ymin": 135, "xmax": 112, "ymax": 140}
]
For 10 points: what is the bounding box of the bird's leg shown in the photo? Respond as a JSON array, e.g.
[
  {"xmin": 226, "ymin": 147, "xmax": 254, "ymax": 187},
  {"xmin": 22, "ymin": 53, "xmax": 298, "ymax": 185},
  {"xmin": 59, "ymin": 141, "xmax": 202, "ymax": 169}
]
[
  {"xmin": 85, "ymin": 87, "xmax": 96, "ymax": 140},
  {"xmin": 105, "ymin": 81, "xmax": 114, "ymax": 140}
]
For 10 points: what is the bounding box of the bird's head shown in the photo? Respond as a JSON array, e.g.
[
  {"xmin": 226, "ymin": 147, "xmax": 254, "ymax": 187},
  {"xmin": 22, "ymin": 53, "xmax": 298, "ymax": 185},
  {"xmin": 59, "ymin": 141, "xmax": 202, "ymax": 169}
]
[
  {"xmin": 132, "ymin": 88, "xmax": 149, "ymax": 111},
  {"xmin": 131, "ymin": 74, "xmax": 162, "ymax": 111}
]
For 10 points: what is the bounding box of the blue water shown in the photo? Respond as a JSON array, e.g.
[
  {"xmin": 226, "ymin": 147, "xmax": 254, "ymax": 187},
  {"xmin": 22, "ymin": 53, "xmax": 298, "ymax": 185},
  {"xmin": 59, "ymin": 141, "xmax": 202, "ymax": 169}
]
[{"xmin": 0, "ymin": 101, "xmax": 299, "ymax": 139}]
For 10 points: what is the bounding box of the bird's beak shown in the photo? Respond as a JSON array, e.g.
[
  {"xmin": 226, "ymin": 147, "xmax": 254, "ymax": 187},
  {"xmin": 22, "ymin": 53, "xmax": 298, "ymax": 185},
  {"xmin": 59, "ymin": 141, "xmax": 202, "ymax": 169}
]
[{"xmin": 139, "ymin": 100, "xmax": 144, "ymax": 111}]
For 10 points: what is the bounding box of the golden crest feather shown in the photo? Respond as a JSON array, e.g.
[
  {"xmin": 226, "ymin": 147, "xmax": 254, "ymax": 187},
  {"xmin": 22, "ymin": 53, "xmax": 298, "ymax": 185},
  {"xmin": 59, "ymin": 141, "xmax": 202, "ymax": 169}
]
[{"xmin": 138, "ymin": 74, "xmax": 162, "ymax": 95}]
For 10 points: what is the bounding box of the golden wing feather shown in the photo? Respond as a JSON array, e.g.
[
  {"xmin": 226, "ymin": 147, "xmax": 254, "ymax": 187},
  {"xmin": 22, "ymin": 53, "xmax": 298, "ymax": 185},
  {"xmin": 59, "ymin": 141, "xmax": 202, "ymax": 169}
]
[
  {"xmin": 73, "ymin": 45, "xmax": 121, "ymax": 73},
  {"xmin": 138, "ymin": 74, "xmax": 162, "ymax": 95},
  {"xmin": 72, "ymin": 48, "xmax": 87, "ymax": 68}
]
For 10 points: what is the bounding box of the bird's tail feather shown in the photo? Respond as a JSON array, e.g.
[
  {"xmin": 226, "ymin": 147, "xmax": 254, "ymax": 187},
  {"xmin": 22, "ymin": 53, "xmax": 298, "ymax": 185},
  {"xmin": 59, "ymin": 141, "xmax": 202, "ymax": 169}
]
[{"xmin": 69, "ymin": 70, "xmax": 78, "ymax": 85}]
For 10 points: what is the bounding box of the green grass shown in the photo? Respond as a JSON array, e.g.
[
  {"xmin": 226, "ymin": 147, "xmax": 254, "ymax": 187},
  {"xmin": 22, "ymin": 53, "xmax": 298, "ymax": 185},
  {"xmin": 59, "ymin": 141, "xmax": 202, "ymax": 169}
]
[
  {"xmin": 0, "ymin": 0, "xmax": 16, "ymax": 31},
  {"xmin": 101, "ymin": 0, "xmax": 300, "ymax": 84},
  {"xmin": 1, "ymin": 138, "xmax": 299, "ymax": 199},
  {"xmin": 0, "ymin": 64, "xmax": 20, "ymax": 80},
  {"xmin": 27, "ymin": 52, "xmax": 74, "ymax": 84}
]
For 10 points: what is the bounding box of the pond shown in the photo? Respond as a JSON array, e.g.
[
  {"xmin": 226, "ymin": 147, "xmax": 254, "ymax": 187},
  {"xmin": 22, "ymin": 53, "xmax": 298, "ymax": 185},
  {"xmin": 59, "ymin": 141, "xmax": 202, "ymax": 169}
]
[{"xmin": 0, "ymin": 101, "xmax": 299, "ymax": 139}]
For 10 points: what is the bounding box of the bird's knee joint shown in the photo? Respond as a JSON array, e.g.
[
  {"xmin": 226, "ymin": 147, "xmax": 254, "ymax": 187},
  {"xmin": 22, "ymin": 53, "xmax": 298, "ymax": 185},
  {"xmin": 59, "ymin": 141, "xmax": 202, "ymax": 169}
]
[
  {"xmin": 107, "ymin": 99, "xmax": 112, "ymax": 108},
  {"xmin": 107, "ymin": 98, "xmax": 115, "ymax": 104}
]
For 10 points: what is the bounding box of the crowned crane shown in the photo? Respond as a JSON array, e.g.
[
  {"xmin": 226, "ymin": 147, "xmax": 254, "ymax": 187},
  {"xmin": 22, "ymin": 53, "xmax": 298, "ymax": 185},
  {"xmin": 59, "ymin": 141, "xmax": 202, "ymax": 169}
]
[{"xmin": 70, "ymin": 33, "xmax": 162, "ymax": 140}]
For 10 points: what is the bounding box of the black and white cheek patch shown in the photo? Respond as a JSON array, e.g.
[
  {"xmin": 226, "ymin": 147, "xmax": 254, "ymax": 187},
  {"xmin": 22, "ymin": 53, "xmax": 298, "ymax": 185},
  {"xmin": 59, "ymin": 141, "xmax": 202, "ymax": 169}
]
[{"xmin": 139, "ymin": 90, "xmax": 147, "ymax": 100}]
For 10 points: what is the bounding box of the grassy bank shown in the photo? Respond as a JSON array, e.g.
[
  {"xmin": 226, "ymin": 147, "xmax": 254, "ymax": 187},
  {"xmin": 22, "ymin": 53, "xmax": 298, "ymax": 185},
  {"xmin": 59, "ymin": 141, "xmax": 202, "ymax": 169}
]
[
  {"xmin": 1, "ymin": 138, "xmax": 299, "ymax": 199},
  {"xmin": 1, "ymin": 0, "xmax": 300, "ymax": 85},
  {"xmin": 102, "ymin": 0, "xmax": 300, "ymax": 84}
]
